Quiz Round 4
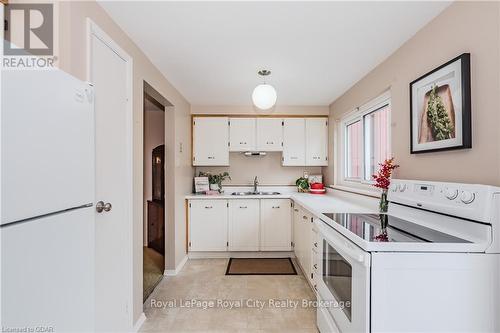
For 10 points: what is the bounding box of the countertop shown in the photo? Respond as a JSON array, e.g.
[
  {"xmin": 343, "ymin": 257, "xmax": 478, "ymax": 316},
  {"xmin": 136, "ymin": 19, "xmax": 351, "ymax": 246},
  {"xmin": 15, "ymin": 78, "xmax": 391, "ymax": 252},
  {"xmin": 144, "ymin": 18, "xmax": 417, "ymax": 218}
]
[{"xmin": 185, "ymin": 186, "xmax": 379, "ymax": 217}]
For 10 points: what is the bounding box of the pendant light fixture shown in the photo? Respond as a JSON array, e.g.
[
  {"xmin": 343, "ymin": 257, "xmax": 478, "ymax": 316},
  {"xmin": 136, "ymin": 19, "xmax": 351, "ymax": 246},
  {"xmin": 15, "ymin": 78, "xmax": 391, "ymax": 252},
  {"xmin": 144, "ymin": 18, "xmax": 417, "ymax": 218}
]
[{"xmin": 252, "ymin": 69, "xmax": 277, "ymax": 110}]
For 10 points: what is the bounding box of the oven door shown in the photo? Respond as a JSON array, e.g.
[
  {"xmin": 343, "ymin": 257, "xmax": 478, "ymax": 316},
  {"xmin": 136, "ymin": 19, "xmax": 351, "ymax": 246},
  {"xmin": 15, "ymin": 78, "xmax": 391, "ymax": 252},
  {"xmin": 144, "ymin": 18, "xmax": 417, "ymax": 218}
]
[{"xmin": 315, "ymin": 220, "xmax": 371, "ymax": 333}]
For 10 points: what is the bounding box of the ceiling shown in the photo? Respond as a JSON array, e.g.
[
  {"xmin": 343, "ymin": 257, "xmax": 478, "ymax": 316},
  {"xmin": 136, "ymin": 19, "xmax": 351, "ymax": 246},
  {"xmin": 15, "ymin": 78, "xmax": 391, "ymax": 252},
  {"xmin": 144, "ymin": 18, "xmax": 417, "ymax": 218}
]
[{"xmin": 99, "ymin": 1, "xmax": 450, "ymax": 106}]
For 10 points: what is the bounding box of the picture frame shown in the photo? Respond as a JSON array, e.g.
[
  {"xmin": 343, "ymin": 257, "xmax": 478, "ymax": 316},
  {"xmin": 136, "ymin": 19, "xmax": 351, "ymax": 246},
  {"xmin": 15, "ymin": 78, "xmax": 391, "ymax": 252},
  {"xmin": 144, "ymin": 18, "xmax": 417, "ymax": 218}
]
[{"xmin": 409, "ymin": 53, "xmax": 471, "ymax": 154}]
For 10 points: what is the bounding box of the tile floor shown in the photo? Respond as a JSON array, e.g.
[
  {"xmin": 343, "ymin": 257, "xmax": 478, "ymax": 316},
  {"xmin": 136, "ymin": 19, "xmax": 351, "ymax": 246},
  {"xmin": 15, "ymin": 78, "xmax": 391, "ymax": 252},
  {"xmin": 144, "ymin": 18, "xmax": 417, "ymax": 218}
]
[{"xmin": 141, "ymin": 258, "xmax": 318, "ymax": 333}]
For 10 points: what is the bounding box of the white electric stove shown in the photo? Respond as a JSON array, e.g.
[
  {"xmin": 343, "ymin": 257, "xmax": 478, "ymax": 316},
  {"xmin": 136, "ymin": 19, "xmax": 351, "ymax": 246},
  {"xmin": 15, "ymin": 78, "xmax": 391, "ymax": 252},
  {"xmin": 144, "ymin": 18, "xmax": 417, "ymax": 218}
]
[{"xmin": 315, "ymin": 179, "xmax": 500, "ymax": 333}]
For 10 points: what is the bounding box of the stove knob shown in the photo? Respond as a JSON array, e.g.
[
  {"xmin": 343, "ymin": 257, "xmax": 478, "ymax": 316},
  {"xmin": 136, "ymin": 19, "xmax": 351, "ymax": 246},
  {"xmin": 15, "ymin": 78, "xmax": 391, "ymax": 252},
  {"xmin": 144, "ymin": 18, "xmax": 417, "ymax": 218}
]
[
  {"xmin": 444, "ymin": 188, "xmax": 458, "ymax": 200},
  {"xmin": 460, "ymin": 191, "xmax": 475, "ymax": 204},
  {"xmin": 399, "ymin": 184, "xmax": 407, "ymax": 192},
  {"xmin": 391, "ymin": 184, "xmax": 399, "ymax": 192}
]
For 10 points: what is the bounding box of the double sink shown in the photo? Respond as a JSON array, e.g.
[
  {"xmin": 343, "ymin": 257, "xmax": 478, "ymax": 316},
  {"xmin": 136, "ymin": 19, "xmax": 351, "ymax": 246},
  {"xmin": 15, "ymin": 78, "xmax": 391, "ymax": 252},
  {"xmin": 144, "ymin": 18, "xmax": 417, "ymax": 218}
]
[
  {"xmin": 231, "ymin": 191, "xmax": 281, "ymax": 196},
  {"xmin": 230, "ymin": 177, "xmax": 281, "ymax": 196}
]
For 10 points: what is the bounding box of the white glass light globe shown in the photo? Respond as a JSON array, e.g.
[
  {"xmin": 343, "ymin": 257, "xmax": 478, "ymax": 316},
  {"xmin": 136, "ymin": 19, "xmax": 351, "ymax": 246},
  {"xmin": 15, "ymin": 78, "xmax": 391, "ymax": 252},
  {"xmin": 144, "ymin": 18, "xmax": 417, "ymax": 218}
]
[{"xmin": 252, "ymin": 84, "xmax": 277, "ymax": 110}]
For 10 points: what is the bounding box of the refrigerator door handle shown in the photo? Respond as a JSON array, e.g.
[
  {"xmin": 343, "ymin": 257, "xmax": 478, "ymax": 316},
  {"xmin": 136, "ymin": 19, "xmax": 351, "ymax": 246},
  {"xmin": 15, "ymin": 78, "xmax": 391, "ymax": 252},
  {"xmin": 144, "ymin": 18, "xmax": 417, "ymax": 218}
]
[{"xmin": 1, "ymin": 203, "xmax": 94, "ymax": 228}]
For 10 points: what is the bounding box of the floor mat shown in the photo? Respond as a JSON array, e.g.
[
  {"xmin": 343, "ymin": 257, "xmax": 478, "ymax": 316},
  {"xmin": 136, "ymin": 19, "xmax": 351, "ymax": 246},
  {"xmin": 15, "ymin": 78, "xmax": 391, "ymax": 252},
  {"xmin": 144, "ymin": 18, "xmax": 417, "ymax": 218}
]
[{"xmin": 225, "ymin": 257, "xmax": 297, "ymax": 275}]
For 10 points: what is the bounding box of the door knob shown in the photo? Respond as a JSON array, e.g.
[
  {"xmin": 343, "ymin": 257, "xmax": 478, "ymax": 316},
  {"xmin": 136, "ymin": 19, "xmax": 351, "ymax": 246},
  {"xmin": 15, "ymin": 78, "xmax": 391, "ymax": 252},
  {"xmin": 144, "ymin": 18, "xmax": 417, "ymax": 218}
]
[{"xmin": 96, "ymin": 201, "xmax": 112, "ymax": 213}]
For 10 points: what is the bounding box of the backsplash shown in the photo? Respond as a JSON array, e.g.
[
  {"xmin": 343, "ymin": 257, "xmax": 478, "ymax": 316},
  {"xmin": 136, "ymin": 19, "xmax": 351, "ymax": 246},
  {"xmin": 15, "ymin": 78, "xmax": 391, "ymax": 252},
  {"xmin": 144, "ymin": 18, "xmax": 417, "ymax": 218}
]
[{"xmin": 195, "ymin": 152, "xmax": 322, "ymax": 186}]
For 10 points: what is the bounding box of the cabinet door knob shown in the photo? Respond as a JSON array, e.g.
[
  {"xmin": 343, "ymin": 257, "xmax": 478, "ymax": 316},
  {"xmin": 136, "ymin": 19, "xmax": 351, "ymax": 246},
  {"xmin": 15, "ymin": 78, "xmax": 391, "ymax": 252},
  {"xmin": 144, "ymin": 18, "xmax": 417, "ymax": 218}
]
[
  {"xmin": 272, "ymin": 206, "xmax": 280, "ymax": 209},
  {"xmin": 239, "ymin": 206, "xmax": 247, "ymax": 209},
  {"xmin": 205, "ymin": 206, "xmax": 213, "ymax": 209}
]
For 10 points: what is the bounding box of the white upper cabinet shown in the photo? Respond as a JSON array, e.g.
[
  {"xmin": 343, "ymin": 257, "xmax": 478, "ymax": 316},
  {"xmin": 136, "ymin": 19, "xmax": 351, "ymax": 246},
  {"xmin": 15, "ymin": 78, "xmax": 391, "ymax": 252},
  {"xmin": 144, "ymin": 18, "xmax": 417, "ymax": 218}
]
[
  {"xmin": 305, "ymin": 118, "xmax": 328, "ymax": 166},
  {"xmin": 260, "ymin": 199, "xmax": 292, "ymax": 251},
  {"xmin": 229, "ymin": 118, "xmax": 256, "ymax": 151},
  {"xmin": 282, "ymin": 118, "xmax": 306, "ymax": 166},
  {"xmin": 192, "ymin": 116, "xmax": 328, "ymax": 166},
  {"xmin": 192, "ymin": 117, "xmax": 229, "ymax": 166},
  {"xmin": 228, "ymin": 199, "xmax": 260, "ymax": 251},
  {"xmin": 256, "ymin": 118, "xmax": 283, "ymax": 151}
]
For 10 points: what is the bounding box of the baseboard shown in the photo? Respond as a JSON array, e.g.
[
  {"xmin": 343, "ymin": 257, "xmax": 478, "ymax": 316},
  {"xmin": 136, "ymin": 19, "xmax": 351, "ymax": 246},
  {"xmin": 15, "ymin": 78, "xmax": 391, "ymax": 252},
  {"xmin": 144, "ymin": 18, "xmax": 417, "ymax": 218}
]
[
  {"xmin": 188, "ymin": 251, "xmax": 295, "ymax": 259},
  {"xmin": 133, "ymin": 312, "xmax": 146, "ymax": 332},
  {"xmin": 164, "ymin": 255, "xmax": 188, "ymax": 276}
]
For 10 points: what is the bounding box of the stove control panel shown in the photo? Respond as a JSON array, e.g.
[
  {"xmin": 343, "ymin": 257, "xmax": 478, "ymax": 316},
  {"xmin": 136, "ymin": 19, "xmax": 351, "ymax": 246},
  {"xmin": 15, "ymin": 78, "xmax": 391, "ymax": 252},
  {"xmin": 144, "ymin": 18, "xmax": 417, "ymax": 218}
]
[{"xmin": 388, "ymin": 179, "xmax": 500, "ymax": 223}]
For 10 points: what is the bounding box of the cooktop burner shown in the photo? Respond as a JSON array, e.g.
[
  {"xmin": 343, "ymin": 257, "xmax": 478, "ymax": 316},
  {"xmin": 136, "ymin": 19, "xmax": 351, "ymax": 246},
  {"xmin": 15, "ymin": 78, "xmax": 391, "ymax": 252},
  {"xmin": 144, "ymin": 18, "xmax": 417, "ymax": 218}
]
[{"xmin": 321, "ymin": 213, "xmax": 469, "ymax": 243}]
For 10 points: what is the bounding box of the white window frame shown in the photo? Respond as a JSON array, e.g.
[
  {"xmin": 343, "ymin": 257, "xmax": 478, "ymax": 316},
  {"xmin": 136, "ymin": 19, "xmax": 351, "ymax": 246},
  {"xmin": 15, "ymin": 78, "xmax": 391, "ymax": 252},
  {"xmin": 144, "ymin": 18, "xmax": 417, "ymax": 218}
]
[{"xmin": 336, "ymin": 91, "xmax": 391, "ymax": 189}]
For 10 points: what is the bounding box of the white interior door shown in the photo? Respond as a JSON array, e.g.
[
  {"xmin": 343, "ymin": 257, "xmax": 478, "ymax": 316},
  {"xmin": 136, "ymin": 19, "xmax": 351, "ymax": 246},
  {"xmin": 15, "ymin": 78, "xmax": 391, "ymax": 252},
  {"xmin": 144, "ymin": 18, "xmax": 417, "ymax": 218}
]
[{"xmin": 89, "ymin": 22, "xmax": 133, "ymax": 332}]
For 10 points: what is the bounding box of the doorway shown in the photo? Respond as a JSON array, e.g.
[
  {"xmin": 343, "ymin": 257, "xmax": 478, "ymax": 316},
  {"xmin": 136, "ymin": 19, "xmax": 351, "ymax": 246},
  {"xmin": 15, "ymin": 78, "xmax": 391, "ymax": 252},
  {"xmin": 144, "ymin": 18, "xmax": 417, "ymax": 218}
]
[{"xmin": 143, "ymin": 85, "xmax": 166, "ymax": 300}]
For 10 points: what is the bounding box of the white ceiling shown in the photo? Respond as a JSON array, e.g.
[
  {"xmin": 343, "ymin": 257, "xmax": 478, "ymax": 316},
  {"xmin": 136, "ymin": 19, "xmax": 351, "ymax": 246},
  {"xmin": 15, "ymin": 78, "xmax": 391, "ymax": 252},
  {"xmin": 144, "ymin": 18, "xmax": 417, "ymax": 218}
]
[{"xmin": 99, "ymin": 1, "xmax": 450, "ymax": 106}]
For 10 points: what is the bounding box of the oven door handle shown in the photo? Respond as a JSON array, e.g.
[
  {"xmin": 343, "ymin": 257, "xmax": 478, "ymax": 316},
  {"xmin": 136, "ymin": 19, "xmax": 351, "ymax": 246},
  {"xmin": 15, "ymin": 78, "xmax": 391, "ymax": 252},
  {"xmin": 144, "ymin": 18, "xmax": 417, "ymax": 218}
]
[{"xmin": 316, "ymin": 220, "xmax": 369, "ymax": 265}]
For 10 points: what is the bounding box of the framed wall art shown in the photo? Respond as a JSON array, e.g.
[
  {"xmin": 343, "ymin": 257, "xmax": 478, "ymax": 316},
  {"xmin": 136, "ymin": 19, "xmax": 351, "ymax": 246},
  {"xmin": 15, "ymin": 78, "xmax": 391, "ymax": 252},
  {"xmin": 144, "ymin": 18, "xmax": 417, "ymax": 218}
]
[{"xmin": 410, "ymin": 53, "xmax": 471, "ymax": 153}]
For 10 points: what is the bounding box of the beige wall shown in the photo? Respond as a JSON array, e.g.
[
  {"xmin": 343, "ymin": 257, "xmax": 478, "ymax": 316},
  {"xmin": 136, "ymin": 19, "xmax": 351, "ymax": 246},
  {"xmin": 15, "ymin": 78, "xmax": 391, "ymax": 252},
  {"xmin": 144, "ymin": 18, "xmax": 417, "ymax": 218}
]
[
  {"xmin": 192, "ymin": 105, "xmax": 329, "ymax": 186},
  {"xmin": 56, "ymin": 0, "xmax": 193, "ymax": 325},
  {"xmin": 326, "ymin": 1, "xmax": 500, "ymax": 186},
  {"xmin": 196, "ymin": 153, "xmax": 322, "ymax": 187},
  {"xmin": 143, "ymin": 109, "xmax": 165, "ymax": 245}
]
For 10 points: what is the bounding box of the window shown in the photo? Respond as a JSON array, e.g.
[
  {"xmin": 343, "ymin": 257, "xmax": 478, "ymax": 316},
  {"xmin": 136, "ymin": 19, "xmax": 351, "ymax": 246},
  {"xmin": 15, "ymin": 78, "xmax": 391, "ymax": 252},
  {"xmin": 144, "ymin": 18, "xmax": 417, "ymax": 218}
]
[
  {"xmin": 346, "ymin": 120, "xmax": 362, "ymax": 178},
  {"xmin": 342, "ymin": 93, "xmax": 391, "ymax": 183}
]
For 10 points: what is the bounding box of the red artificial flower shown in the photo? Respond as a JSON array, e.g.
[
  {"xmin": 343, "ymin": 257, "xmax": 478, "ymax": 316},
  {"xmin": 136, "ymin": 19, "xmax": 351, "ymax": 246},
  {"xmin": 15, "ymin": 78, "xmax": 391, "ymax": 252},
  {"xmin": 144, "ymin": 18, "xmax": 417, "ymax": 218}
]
[{"xmin": 372, "ymin": 157, "xmax": 399, "ymax": 190}]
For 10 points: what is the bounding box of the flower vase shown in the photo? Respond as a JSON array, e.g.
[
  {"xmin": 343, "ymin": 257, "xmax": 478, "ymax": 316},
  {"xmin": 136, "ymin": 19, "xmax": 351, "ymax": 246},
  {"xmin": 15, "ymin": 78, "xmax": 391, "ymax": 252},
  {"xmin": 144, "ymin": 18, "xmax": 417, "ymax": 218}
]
[
  {"xmin": 379, "ymin": 189, "xmax": 389, "ymax": 213},
  {"xmin": 374, "ymin": 214, "xmax": 389, "ymax": 242}
]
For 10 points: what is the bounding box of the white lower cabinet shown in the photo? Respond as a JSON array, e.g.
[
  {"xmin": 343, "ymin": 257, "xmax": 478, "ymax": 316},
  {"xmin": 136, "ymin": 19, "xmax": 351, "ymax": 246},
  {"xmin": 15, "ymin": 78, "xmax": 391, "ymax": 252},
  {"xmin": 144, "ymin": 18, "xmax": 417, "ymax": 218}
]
[
  {"xmin": 189, "ymin": 198, "xmax": 294, "ymax": 253},
  {"xmin": 228, "ymin": 199, "xmax": 260, "ymax": 251},
  {"xmin": 260, "ymin": 199, "xmax": 292, "ymax": 251},
  {"xmin": 293, "ymin": 202, "xmax": 313, "ymax": 283},
  {"xmin": 311, "ymin": 226, "xmax": 319, "ymax": 289},
  {"xmin": 189, "ymin": 200, "xmax": 228, "ymax": 251}
]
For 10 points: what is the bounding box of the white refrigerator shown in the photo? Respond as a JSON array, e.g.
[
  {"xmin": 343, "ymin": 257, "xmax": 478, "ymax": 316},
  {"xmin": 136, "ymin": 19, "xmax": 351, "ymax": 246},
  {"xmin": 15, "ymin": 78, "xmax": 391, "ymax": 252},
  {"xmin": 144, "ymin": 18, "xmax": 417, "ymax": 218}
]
[{"xmin": 1, "ymin": 69, "xmax": 96, "ymax": 331}]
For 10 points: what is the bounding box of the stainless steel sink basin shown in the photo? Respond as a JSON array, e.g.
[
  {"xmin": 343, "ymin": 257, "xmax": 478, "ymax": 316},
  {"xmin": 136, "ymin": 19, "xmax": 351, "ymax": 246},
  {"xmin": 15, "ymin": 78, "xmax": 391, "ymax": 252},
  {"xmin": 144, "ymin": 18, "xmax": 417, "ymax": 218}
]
[
  {"xmin": 231, "ymin": 191, "xmax": 255, "ymax": 196},
  {"xmin": 231, "ymin": 191, "xmax": 281, "ymax": 196}
]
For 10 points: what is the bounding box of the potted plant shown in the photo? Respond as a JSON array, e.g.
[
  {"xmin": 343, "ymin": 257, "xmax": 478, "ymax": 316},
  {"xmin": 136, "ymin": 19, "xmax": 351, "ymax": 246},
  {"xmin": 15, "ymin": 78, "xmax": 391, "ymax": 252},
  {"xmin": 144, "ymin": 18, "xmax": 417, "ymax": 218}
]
[
  {"xmin": 372, "ymin": 158, "xmax": 399, "ymax": 213},
  {"xmin": 295, "ymin": 177, "xmax": 310, "ymax": 193},
  {"xmin": 198, "ymin": 172, "xmax": 231, "ymax": 193}
]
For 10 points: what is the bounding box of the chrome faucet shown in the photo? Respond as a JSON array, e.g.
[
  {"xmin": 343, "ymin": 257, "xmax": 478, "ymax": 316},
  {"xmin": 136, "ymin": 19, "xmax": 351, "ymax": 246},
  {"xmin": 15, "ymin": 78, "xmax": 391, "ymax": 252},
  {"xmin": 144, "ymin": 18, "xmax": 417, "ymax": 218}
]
[{"xmin": 253, "ymin": 176, "xmax": 259, "ymax": 193}]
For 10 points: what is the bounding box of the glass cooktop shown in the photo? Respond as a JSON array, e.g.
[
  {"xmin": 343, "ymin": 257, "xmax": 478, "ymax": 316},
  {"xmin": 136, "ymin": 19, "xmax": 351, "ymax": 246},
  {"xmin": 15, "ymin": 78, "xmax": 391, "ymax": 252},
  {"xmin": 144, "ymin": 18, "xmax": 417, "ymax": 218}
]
[{"xmin": 321, "ymin": 213, "xmax": 469, "ymax": 243}]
